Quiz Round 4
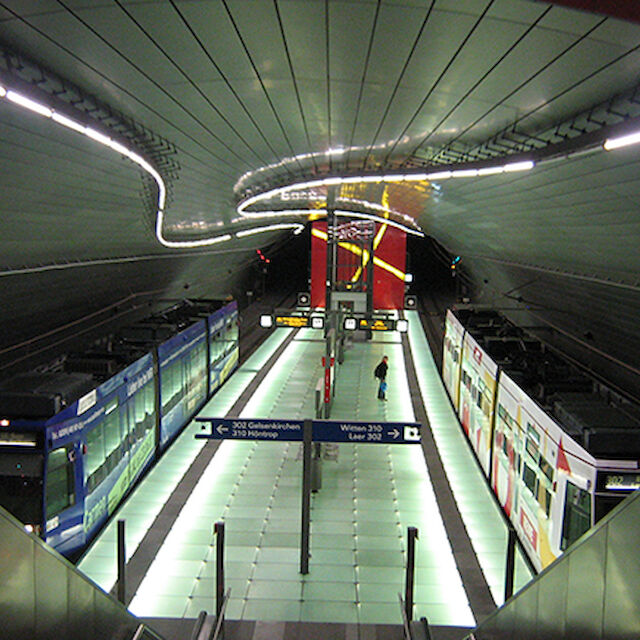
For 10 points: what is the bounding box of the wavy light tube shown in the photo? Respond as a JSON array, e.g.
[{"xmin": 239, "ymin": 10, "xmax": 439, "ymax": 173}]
[
  {"xmin": 0, "ymin": 83, "xmax": 302, "ymax": 248},
  {"xmin": 2, "ymin": 80, "xmax": 547, "ymax": 250}
]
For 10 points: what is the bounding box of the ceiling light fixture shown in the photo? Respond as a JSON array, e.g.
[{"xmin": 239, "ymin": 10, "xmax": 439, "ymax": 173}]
[
  {"xmin": 6, "ymin": 90, "xmax": 52, "ymax": 117},
  {"xmin": 0, "ymin": 84, "xmax": 248, "ymax": 249},
  {"xmin": 603, "ymin": 131, "xmax": 640, "ymax": 151},
  {"xmin": 477, "ymin": 166, "xmax": 504, "ymax": 176},
  {"xmin": 236, "ymin": 223, "xmax": 305, "ymax": 238},
  {"xmin": 1, "ymin": 79, "xmax": 542, "ymax": 252},
  {"xmin": 503, "ymin": 160, "xmax": 535, "ymax": 172},
  {"xmin": 51, "ymin": 111, "xmax": 86, "ymax": 134}
]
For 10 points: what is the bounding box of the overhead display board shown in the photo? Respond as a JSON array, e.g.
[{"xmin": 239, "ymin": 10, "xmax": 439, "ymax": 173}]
[
  {"xmin": 275, "ymin": 315, "xmax": 310, "ymax": 328},
  {"xmin": 358, "ymin": 317, "xmax": 395, "ymax": 331}
]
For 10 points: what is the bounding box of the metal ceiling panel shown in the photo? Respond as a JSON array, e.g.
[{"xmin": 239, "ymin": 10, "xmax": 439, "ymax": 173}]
[
  {"xmin": 0, "ymin": 104, "xmax": 152, "ymax": 267},
  {"xmin": 0, "ymin": 0, "xmax": 639, "ymax": 394}
]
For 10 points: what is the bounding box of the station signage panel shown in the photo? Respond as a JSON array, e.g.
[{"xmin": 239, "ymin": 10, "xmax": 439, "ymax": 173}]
[
  {"xmin": 196, "ymin": 417, "xmax": 304, "ymax": 441},
  {"xmin": 313, "ymin": 420, "xmax": 421, "ymax": 444},
  {"xmin": 197, "ymin": 417, "xmax": 421, "ymax": 444},
  {"xmin": 596, "ymin": 471, "xmax": 640, "ymax": 492}
]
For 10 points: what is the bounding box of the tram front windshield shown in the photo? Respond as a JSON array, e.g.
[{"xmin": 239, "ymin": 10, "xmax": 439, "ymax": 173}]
[{"xmin": 0, "ymin": 435, "xmax": 44, "ymax": 527}]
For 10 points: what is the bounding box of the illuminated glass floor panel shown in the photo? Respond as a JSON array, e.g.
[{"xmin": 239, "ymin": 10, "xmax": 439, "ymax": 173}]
[
  {"xmin": 406, "ymin": 310, "xmax": 534, "ymax": 605},
  {"xmin": 78, "ymin": 329, "xmax": 292, "ymax": 591},
  {"xmin": 129, "ymin": 331, "xmax": 474, "ymax": 626}
]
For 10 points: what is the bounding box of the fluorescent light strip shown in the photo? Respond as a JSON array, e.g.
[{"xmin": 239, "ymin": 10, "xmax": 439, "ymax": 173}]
[
  {"xmin": 238, "ymin": 209, "xmax": 319, "ymax": 219},
  {"xmin": 477, "ymin": 166, "xmax": 504, "ymax": 176},
  {"xmin": 236, "ymin": 223, "xmax": 305, "ymax": 238},
  {"xmin": 451, "ymin": 169, "xmax": 478, "ymax": 178},
  {"xmin": 1, "ymin": 81, "xmax": 541, "ymax": 250},
  {"xmin": 503, "ymin": 160, "xmax": 535, "ymax": 172},
  {"xmin": 248, "ymin": 206, "xmax": 424, "ymax": 237},
  {"xmin": 338, "ymin": 197, "xmax": 421, "ymax": 227},
  {"xmin": 6, "ymin": 90, "xmax": 52, "ymax": 117},
  {"xmin": 52, "ymin": 111, "xmax": 86, "ymax": 134},
  {"xmin": 604, "ymin": 131, "xmax": 640, "ymax": 151},
  {"xmin": 0, "ymin": 85, "xmax": 244, "ymax": 249},
  {"xmin": 238, "ymin": 160, "xmax": 537, "ymax": 218}
]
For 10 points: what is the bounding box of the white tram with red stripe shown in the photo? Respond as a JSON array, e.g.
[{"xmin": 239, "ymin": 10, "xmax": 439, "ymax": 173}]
[{"xmin": 443, "ymin": 308, "xmax": 640, "ymax": 572}]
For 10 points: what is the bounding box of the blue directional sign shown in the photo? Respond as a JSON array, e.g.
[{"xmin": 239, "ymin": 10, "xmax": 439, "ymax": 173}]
[
  {"xmin": 196, "ymin": 417, "xmax": 304, "ymax": 441},
  {"xmin": 312, "ymin": 420, "xmax": 421, "ymax": 444},
  {"xmin": 196, "ymin": 417, "xmax": 420, "ymax": 444}
]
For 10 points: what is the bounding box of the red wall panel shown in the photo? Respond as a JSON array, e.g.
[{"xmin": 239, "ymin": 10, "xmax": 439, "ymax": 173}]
[{"xmin": 310, "ymin": 220, "xmax": 406, "ymax": 310}]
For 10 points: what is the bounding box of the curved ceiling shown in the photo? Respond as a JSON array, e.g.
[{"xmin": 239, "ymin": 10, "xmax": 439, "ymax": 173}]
[{"xmin": 0, "ymin": 0, "xmax": 639, "ymax": 395}]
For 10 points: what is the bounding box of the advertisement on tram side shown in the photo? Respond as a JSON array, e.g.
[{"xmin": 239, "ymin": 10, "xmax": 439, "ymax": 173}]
[
  {"xmin": 158, "ymin": 320, "xmax": 207, "ymax": 446},
  {"xmin": 459, "ymin": 332, "xmax": 498, "ymax": 475},
  {"xmin": 442, "ymin": 309, "xmax": 464, "ymax": 411},
  {"xmin": 45, "ymin": 354, "xmax": 156, "ymax": 555},
  {"xmin": 208, "ymin": 302, "xmax": 239, "ymax": 395},
  {"xmin": 493, "ymin": 372, "xmax": 597, "ymax": 571}
]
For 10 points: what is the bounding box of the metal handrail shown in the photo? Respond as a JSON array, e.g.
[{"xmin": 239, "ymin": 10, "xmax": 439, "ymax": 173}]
[
  {"xmin": 398, "ymin": 593, "xmax": 412, "ymax": 640},
  {"xmin": 131, "ymin": 623, "xmax": 164, "ymax": 640},
  {"xmin": 211, "ymin": 589, "xmax": 231, "ymax": 640},
  {"xmin": 189, "ymin": 611, "xmax": 208, "ymax": 640}
]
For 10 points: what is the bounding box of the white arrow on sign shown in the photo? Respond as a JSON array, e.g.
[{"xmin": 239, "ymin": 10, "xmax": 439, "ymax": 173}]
[
  {"xmin": 389, "ymin": 428, "xmax": 400, "ymax": 439},
  {"xmin": 216, "ymin": 425, "xmax": 229, "ymax": 435}
]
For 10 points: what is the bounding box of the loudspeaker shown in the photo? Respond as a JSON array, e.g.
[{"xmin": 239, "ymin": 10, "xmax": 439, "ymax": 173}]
[
  {"xmin": 297, "ymin": 292, "xmax": 311, "ymax": 307},
  {"xmin": 404, "ymin": 295, "xmax": 417, "ymax": 310}
]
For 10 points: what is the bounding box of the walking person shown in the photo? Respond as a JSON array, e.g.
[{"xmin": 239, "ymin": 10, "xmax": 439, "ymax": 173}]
[{"xmin": 374, "ymin": 355, "xmax": 389, "ymax": 401}]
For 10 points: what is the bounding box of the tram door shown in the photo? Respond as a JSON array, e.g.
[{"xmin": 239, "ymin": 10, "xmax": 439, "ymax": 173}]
[{"xmin": 560, "ymin": 477, "xmax": 592, "ymax": 551}]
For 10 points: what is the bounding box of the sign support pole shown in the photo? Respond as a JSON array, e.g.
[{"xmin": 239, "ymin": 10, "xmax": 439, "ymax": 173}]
[
  {"xmin": 505, "ymin": 523, "xmax": 516, "ymax": 601},
  {"xmin": 300, "ymin": 419, "xmax": 312, "ymax": 574},
  {"xmin": 117, "ymin": 519, "xmax": 126, "ymax": 604},
  {"xmin": 215, "ymin": 521, "xmax": 225, "ymax": 637},
  {"xmin": 404, "ymin": 526, "xmax": 418, "ymax": 623}
]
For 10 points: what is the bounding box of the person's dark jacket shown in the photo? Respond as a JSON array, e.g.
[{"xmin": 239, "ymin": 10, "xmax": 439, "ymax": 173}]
[{"xmin": 374, "ymin": 360, "xmax": 388, "ymax": 380}]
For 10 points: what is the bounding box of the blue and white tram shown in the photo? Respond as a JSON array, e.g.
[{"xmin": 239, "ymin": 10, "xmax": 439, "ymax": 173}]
[{"xmin": 0, "ymin": 299, "xmax": 239, "ymax": 557}]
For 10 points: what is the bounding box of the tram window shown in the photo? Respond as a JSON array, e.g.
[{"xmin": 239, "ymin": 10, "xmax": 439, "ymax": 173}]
[
  {"xmin": 103, "ymin": 401, "xmax": 121, "ymax": 472},
  {"xmin": 523, "ymin": 463, "xmax": 538, "ymax": 495},
  {"xmin": 46, "ymin": 446, "xmax": 75, "ymax": 519},
  {"xmin": 127, "ymin": 380, "xmax": 155, "ymax": 446},
  {"xmin": 525, "ymin": 425, "xmax": 540, "ymax": 462},
  {"xmin": 537, "ymin": 484, "xmax": 552, "ymax": 517},
  {"xmin": 482, "ymin": 391, "xmax": 491, "ymax": 417},
  {"xmin": 228, "ymin": 318, "xmax": 238, "ymax": 341},
  {"xmin": 561, "ymin": 481, "xmax": 591, "ymax": 550},
  {"xmin": 86, "ymin": 424, "xmax": 105, "ymax": 492},
  {"xmin": 161, "ymin": 360, "xmax": 183, "ymax": 414},
  {"xmin": 142, "ymin": 381, "xmax": 155, "ymax": 434},
  {"xmin": 211, "ymin": 331, "xmax": 222, "ymax": 362},
  {"xmin": 539, "ymin": 456, "xmax": 554, "ymax": 483}
]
